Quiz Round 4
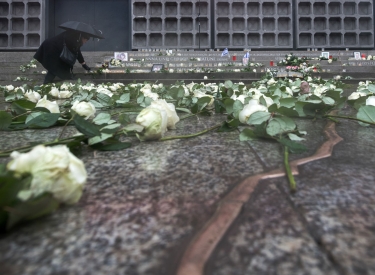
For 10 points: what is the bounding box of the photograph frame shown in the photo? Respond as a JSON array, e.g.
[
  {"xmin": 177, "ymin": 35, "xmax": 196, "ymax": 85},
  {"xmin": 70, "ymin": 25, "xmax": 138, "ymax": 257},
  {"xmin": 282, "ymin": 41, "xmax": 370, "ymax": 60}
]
[
  {"xmin": 151, "ymin": 64, "xmax": 164, "ymax": 72},
  {"xmin": 114, "ymin": 52, "xmax": 128, "ymax": 61},
  {"xmin": 354, "ymin": 52, "xmax": 361, "ymax": 60},
  {"xmin": 321, "ymin": 52, "xmax": 330, "ymax": 59}
]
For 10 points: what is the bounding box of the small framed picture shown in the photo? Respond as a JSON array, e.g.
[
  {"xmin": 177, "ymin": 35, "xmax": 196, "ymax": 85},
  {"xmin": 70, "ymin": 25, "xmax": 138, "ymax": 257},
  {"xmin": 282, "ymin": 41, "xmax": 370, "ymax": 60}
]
[
  {"xmin": 151, "ymin": 64, "xmax": 164, "ymax": 72},
  {"xmin": 321, "ymin": 52, "xmax": 330, "ymax": 59},
  {"xmin": 114, "ymin": 52, "xmax": 128, "ymax": 61},
  {"xmin": 354, "ymin": 52, "xmax": 361, "ymax": 60}
]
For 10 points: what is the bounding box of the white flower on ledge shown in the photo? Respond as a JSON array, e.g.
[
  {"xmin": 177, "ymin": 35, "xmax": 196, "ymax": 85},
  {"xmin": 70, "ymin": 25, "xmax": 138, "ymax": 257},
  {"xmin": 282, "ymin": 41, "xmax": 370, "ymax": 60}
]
[
  {"xmin": 7, "ymin": 145, "xmax": 87, "ymax": 204},
  {"xmin": 71, "ymin": 101, "xmax": 96, "ymax": 120},
  {"xmin": 204, "ymin": 76, "xmax": 208, "ymax": 80},
  {"xmin": 366, "ymin": 96, "xmax": 375, "ymax": 106},
  {"xmin": 36, "ymin": 95, "xmax": 60, "ymax": 113},
  {"xmin": 41, "ymin": 71, "xmax": 47, "ymax": 74},
  {"xmin": 328, "ymin": 59, "xmax": 332, "ymax": 63},
  {"xmin": 253, "ymin": 69, "xmax": 256, "ymax": 73}
]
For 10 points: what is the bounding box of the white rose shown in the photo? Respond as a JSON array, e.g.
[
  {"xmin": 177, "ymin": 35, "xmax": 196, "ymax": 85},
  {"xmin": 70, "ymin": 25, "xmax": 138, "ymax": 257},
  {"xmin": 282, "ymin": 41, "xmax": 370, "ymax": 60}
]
[
  {"xmin": 149, "ymin": 99, "xmax": 180, "ymax": 129},
  {"xmin": 366, "ymin": 96, "xmax": 375, "ymax": 106},
  {"xmin": 204, "ymin": 76, "xmax": 208, "ymax": 79},
  {"xmin": 253, "ymin": 69, "xmax": 256, "ymax": 73},
  {"xmin": 169, "ymin": 69, "xmax": 174, "ymax": 73},
  {"xmin": 71, "ymin": 101, "xmax": 96, "ymax": 119},
  {"xmin": 348, "ymin": 92, "xmax": 366, "ymax": 100},
  {"xmin": 328, "ymin": 59, "xmax": 332, "ymax": 63},
  {"xmin": 36, "ymin": 95, "xmax": 60, "ymax": 113},
  {"xmin": 239, "ymin": 99, "xmax": 268, "ymax": 123},
  {"xmin": 193, "ymin": 90, "xmax": 214, "ymax": 109},
  {"xmin": 267, "ymin": 78, "xmax": 276, "ymax": 85},
  {"xmin": 135, "ymin": 107, "xmax": 168, "ymax": 141},
  {"xmin": 7, "ymin": 145, "xmax": 87, "ymax": 204},
  {"xmin": 231, "ymin": 94, "xmax": 247, "ymax": 104},
  {"xmin": 97, "ymin": 87, "xmax": 113, "ymax": 97},
  {"xmin": 262, "ymin": 95, "xmax": 274, "ymax": 107},
  {"xmin": 41, "ymin": 71, "xmax": 47, "ymax": 74},
  {"xmin": 49, "ymin": 87, "xmax": 60, "ymax": 97},
  {"xmin": 6, "ymin": 85, "xmax": 14, "ymax": 91},
  {"xmin": 24, "ymin": 90, "xmax": 41, "ymax": 103}
]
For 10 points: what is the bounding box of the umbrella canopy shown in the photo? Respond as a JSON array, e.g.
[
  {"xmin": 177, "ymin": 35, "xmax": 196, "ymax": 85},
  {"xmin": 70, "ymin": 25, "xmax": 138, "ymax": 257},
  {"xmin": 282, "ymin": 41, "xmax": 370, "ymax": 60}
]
[{"xmin": 59, "ymin": 21, "xmax": 104, "ymax": 39}]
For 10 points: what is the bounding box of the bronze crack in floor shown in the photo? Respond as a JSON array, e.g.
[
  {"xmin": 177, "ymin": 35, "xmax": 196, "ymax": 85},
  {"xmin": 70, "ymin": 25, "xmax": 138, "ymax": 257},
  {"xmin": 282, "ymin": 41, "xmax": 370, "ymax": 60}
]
[{"xmin": 176, "ymin": 120, "xmax": 343, "ymax": 275}]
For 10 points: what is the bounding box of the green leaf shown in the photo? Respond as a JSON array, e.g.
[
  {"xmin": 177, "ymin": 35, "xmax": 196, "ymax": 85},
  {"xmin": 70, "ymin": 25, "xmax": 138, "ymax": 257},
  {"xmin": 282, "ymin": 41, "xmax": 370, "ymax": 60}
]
[
  {"xmin": 175, "ymin": 107, "xmax": 191, "ymax": 114},
  {"xmin": 25, "ymin": 112, "xmax": 60, "ymax": 128},
  {"xmin": 100, "ymin": 123, "xmax": 121, "ymax": 134},
  {"xmin": 321, "ymin": 96, "xmax": 335, "ymax": 105},
  {"xmin": 93, "ymin": 113, "xmax": 111, "ymax": 125},
  {"xmin": 224, "ymin": 80, "xmax": 233, "ymax": 89},
  {"xmin": 278, "ymin": 138, "xmax": 307, "ymax": 154},
  {"xmin": 275, "ymin": 106, "xmax": 300, "ymax": 117},
  {"xmin": 97, "ymin": 93, "xmax": 112, "ymax": 106},
  {"xmin": 353, "ymin": 97, "xmax": 367, "ymax": 110},
  {"xmin": 233, "ymin": 100, "xmax": 244, "ymax": 119},
  {"xmin": 266, "ymin": 117, "xmax": 296, "ymax": 137},
  {"xmin": 88, "ymin": 133, "xmax": 113, "ymax": 145},
  {"xmin": 6, "ymin": 193, "xmax": 59, "ymax": 230},
  {"xmin": 368, "ymin": 84, "xmax": 375, "ymax": 93},
  {"xmin": 248, "ymin": 111, "xmax": 271, "ymax": 125},
  {"xmin": 357, "ymin": 105, "xmax": 375, "ymax": 126},
  {"xmin": 137, "ymin": 94, "xmax": 145, "ymax": 104},
  {"xmin": 73, "ymin": 114, "xmax": 101, "ymax": 137},
  {"xmin": 122, "ymin": 123, "xmax": 144, "ymax": 133},
  {"xmin": 223, "ymin": 98, "xmax": 235, "ymax": 114},
  {"xmin": 325, "ymin": 90, "xmax": 342, "ymax": 101},
  {"xmin": 279, "ymin": 98, "xmax": 296, "ymax": 108},
  {"xmin": 119, "ymin": 93, "xmax": 130, "ymax": 103},
  {"xmin": 168, "ymin": 87, "xmax": 185, "ymax": 100},
  {"xmin": 0, "ymin": 111, "xmax": 12, "ymax": 130},
  {"xmin": 11, "ymin": 100, "xmax": 36, "ymax": 115},
  {"xmin": 239, "ymin": 128, "xmax": 257, "ymax": 141},
  {"xmin": 89, "ymin": 100, "xmax": 104, "ymax": 108},
  {"xmin": 118, "ymin": 113, "xmax": 131, "ymax": 125},
  {"xmin": 90, "ymin": 141, "xmax": 131, "ymax": 151}
]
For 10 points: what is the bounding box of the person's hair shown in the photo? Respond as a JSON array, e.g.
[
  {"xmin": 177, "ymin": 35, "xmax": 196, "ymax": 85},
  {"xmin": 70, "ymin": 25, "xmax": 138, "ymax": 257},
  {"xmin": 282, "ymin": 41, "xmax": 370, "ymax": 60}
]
[{"xmin": 82, "ymin": 33, "xmax": 90, "ymax": 40}]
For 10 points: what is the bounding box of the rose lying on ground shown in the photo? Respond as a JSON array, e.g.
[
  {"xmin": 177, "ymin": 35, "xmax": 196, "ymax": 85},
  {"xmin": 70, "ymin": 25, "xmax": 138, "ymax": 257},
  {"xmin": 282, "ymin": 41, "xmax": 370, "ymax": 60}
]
[
  {"xmin": 7, "ymin": 145, "xmax": 87, "ymax": 204},
  {"xmin": 71, "ymin": 101, "xmax": 96, "ymax": 119},
  {"xmin": 24, "ymin": 90, "xmax": 41, "ymax": 103},
  {"xmin": 36, "ymin": 95, "xmax": 60, "ymax": 113},
  {"xmin": 149, "ymin": 99, "xmax": 180, "ymax": 129},
  {"xmin": 239, "ymin": 99, "xmax": 268, "ymax": 124},
  {"xmin": 135, "ymin": 99, "xmax": 179, "ymax": 141}
]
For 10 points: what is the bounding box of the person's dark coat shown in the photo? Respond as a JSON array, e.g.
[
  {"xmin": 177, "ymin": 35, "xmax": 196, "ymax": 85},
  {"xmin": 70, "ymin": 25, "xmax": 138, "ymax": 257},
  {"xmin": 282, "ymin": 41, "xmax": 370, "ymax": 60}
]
[{"xmin": 34, "ymin": 31, "xmax": 85, "ymax": 80}]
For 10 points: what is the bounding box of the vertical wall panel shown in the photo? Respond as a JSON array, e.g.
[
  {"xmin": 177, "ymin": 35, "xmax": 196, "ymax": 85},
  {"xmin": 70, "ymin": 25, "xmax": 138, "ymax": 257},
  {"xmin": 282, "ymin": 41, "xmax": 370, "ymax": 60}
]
[
  {"xmin": 0, "ymin": 0, "xmax": 44, "ymax": 49},
  {"xmin": 296, "ymin": 0, "xmax": 374, "ymax": 49},
  {"xmin": 214, "ymin": 0, "xmax": 293, "ymax": 49},
  {"xmin": 132, "ymin": 0, "xmax": 211, "ymax": 49}
]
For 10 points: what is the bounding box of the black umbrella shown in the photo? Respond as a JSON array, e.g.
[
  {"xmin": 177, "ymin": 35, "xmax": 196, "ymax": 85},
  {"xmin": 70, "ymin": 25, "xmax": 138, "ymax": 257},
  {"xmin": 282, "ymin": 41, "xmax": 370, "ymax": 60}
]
[{"xmin": 59, "ymin": 21, "xmax": 104, "ymax": 39}]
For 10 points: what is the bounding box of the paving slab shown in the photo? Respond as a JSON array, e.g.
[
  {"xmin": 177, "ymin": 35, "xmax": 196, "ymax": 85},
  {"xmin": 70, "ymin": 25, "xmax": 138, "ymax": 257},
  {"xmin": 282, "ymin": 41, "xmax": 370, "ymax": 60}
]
[{"xmin": 0, "ymin": 67, "xmax": 375, "ymax": 275}]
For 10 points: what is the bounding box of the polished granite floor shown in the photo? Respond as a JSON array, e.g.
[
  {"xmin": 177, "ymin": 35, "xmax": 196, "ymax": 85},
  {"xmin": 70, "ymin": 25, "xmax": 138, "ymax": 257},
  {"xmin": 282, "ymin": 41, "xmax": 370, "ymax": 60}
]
[{"xmin": 0, "ymin": 84, "xmax": 375, "ymax": 275}]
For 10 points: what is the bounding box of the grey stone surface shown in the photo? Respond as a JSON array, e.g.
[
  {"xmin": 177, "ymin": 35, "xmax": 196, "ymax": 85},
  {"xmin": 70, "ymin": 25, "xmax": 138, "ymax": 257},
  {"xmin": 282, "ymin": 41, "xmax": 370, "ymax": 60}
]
[{"xmin": 1, "ymin": 54, "xmax": 375, "ymax": 275}]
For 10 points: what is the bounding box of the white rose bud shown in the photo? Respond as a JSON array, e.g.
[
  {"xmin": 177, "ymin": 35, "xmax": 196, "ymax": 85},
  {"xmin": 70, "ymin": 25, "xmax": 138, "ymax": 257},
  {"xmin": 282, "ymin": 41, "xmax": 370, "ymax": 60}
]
[
  {"xmin": 49, "ymin": 87, "xmax": 60, "ymax": 97},
  {"xmin": 366, "ymin": 96, "xmax": 375, "ymax": 106},
  {"xmin": 6, "ymin": 85, "xmax": 14, "ymax": 91},
  {"xmin": 71, "ymin": 101, "xmax": 96, "ymax": 119},
  {"xmin": 135, "ymin": 107, "xmax": 168, "ymax": 141},
  {"xmin": 149, "ymin": 99, "xmax": 180, "ymax": 129},
  {"xmin": 239, "ymin": 99, "xmax": 268, "ymax": 124},
  {"xmin": 7, "ymin": 145, "xmax": 87, "ymax": 204},
  {"xmin": 36, "ymin": 95, "xmax": 60, "ymax": 113},
  {"xmin": 24, "ymin": 90, "xmax": 41, "ymax": 103}
]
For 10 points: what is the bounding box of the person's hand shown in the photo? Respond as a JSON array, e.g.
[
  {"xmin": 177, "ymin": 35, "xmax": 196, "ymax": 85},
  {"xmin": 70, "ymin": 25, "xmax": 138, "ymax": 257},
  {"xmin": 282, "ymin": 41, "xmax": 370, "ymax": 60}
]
[{"xmin": 82, "ymin": 64, "xmax": 91, "ymax": 71}]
